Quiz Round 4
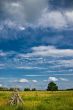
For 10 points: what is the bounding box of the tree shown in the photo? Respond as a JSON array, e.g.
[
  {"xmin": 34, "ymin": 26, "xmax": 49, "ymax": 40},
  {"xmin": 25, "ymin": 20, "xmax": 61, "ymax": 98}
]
[
  {"xmin": 24, "ymin": 88, "xmax": 30, "ymax": 91},
  {"xmin": 32, "ymin": 88, "xmax": 36, "ymax": 91},
  {"xmin": 9, "ymin": 88, "xmax": 20, "ymax": 91},
  {"xmin": 47, "ymin": 82, "xmax": 58, "ymax": 91},
  {"xmin": 0, "ymin": 87, "xmax": 8, "ymax": 91}
]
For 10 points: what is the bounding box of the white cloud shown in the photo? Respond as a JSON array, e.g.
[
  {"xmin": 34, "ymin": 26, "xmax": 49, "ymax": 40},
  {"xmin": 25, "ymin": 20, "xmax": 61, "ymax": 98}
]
[
  {"xmin": 25, "ymin": 75, "xmax": 47, "ymax": 77},
  {"xmin": 37, "ymin": 9, "xmax": 73, "ymax": 29},
  {"xmin": 19, "ymin": 45, "xmax": 73, "ymax": 58},
  {"xmin": 48, "ymin": 77, "xmax": 69, "ymax": 82},
  {"xmin": 38, "ymin": 9, "xmax": 67, "ymax": 29},
  {"xmin": 43, "ymin": 80, "xmax": 48, "ymax": 82},
  {"xmin": 54, "ymin": 74, "xmax": 73, "ymax": 76},
  {"xmin": 60, "ymin": 78, "xmax": 69, "ymax": 82},
  {"xmin": 16, "ymin": 66, "xmax": 33, "ymax": 70},
  {"xmin": 18, "ymin": 79, "xmax": 29, "ymax": 83},
  {"xmin": 57, "ymin": 60, "xmax": 73, "ymax": 67},
  {"xmin": 0, "ymin": 84, "xmax": 2, "ymax": 87},
  {"xmin": 3, "ymin": 19, "xmax": 26, "ymax": 31},
  {"xmin": 0, "ymin": 51, "xmax": 7, "ymax": 57},
  {"xmin": 32, "ymin": 80, "xmax": 38, "ymax": 83},
  {"xmin": 16, "ymin": 66, "xmax": 44, "ymax": 70},
  {"xmin": 48, "ymin": 77, "xmax": 58, "ymax": 82},
  {"xmin": 0, "ymin": 64, "xmax": 5, "ymax": 67},
  {"xmin": 11, "ymin": 2, "xmax": 20, "ymax": 7},
  {"xmin": 65, "ymin": 11, "xmax": 73, "ymax": 24}
]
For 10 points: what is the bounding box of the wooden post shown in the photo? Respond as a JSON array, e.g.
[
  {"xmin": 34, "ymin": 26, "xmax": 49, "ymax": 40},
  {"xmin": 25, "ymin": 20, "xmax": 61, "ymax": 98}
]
[{"xmin": 8, "ymin": 88, "xmax": 23, "ymax": 105}]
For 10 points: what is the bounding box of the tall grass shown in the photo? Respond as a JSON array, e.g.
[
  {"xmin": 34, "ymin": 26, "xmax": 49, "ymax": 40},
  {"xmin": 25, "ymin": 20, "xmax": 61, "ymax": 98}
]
[{"xmin": 0, "ymin": 91, "xmax": 73, "ymax": 110}]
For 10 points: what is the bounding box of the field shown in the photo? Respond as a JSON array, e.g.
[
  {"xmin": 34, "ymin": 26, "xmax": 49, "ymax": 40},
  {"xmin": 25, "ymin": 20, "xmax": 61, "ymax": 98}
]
[{"xmin": 0, "ymin": 91, "xmax": 73, "ymax": 110}]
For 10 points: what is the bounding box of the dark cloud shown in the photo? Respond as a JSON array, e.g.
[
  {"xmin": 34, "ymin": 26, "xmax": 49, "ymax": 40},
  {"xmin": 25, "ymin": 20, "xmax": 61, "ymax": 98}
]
[
  {"xmin": 0, "ymin": 0, "xmax": 48, "ymax": 23},
  {"xmin": 49, "ymin": 0, "xmax": 73, "ymax": 10}
]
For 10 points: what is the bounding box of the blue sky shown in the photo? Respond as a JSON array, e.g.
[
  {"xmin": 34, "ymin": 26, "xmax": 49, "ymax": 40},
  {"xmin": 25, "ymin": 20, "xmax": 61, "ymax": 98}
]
[{"xmin": 0, "ymin": 0, "xmax": 73, "ymax": 89}]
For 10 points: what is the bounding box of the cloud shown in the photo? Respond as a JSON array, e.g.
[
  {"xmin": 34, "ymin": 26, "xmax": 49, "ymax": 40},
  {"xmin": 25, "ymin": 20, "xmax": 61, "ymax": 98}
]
[
  {"xmin": 18, "ymin": 79, "xmax": 29, "ymax": 83},
  {"xmin": 43, "ymin": 80, "xmax": 48, "ymax": 82},
  {"xmin": 48, "ymin": 77, "xmax": 69, "ymax": 82},
  {"xmin": 18, "ymin": 79, "xmax": 37, "ymax": 83},
  {"xmin": 65, "ymin": 11, "xmax": 73, "ymax": 24},
  {"xmin": 0, "ymin": 51, "xmax": 7, "ymax": 57},
  {"xmin": 55, "ymin": 74, "xmax": 73, "ymax": 76},
  {"xmin": 0, "ymin": 0, "xmax": 73, "ymax": 30},
  {"xmin": 0, "ymin": 64, "xmax": 5, "ymax": 67},
  {"xmin": 32, "ymin": 80, "xmax": 38, "ymax": 83},
  {"xmin": 1, "ymin": 45, "xmax": 73, "ymax": 73},
  {"xmin": 3, "ymin": 19, "xmax": 26, "ymax": 31},
  {"xmin": 49, "ymin": 0, "xmax": 73, "ymax": 10},
  {"xmin": 0, "ymin": 84, "xmax": 2, "ymax": 87},
  {"xmin": 38, "ymin": 9, "xmax": 67, "ymax": 29},
  {"xmin": 48, "ymin": 77, "xmax": 58, "ymax": 82},
  {"xmin": 25, "ymin": 75, "xmax": 47, "ymax": 77},
  {"xmin": 16, "ymin": 66, "xmax": 44, "ymax": 70},
  {"xmin": 16, "ymin": 66, "xmax": 33, "ymax": 70},
  {"xmin": 0, "ymin": 0, "xmax": 48, "ymax": 25},
  {"xmin": 38, "ymin": 8, "xmax": 73, "ymax": 29},
  {"xmin": 0, "ymin": 64, "xmax": 6, "ymax": 69},
  {"xmin": 60, "ymin": 78, "xmax": 69, "ymax": 81},
  {"xmin": 18, "ymin": 45, "xmax": 73, "ymax": 58}
]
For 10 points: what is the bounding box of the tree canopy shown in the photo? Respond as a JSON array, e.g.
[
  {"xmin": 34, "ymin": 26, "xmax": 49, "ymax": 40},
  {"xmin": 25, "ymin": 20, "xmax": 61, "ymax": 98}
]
[{"xmin": 47, "ymin": 82, "xmax": 58, "ymax": 91}]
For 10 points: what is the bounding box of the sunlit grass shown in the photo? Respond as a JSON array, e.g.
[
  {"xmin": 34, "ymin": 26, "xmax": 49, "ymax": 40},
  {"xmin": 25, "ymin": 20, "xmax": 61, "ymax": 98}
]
[{"xmin": 0, "ymin": 91, "xmax": 73, "ymax": 110}]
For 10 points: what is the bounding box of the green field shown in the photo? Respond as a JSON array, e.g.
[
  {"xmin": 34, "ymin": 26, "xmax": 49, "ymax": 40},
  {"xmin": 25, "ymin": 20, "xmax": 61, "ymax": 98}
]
[{"xmin": 0, "ymin": 91, "xmax": 73, "ymax": 110}]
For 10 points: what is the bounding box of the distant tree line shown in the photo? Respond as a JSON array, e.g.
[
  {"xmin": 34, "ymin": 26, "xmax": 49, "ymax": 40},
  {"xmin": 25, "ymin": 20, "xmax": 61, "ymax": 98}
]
[{"xmin": 0, "ymin": 82, "xmax": 72, "ymax": 91}]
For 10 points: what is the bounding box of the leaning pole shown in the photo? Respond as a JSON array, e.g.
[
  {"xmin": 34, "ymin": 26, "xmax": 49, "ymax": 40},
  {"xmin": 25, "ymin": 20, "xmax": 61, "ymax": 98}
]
[{"xmin": 8, "ymin": 88, "xmax": 23, "ymax": 105}]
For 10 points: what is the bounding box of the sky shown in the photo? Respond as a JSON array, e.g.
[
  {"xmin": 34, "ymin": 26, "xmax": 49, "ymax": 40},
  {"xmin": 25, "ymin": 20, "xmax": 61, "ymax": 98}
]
[{"xmin": 0, "ymin": 0, "xmax": 73, "ymax": 90}]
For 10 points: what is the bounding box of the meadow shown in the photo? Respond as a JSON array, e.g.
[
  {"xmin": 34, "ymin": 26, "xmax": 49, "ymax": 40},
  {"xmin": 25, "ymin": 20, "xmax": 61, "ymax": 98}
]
[{"xmin": 0, "ymin": 91, "xmax": 73, "ymax": 110}]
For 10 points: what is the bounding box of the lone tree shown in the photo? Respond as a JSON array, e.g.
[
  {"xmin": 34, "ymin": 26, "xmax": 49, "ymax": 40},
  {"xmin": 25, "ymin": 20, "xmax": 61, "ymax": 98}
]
[{"xmin": 47, "ymin": 82, "xmax": 58, "ymax": 91}]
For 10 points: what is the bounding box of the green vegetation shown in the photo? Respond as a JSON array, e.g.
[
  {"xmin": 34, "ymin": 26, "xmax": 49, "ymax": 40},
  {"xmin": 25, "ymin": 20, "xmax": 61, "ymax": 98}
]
[
  {"xmin": 47, "ymin": 82, "xmax": 58, "ymax": 91},
  {"xmin": 0, "ymin": 82, "xmax": 73, "ymax": 110},
  {"xmin": 24, "ymin": 88, "xmax": 30, "ymax": 91},
  {"xmin": 0, "ymin": 91, "xmax": 73, "ymax": 110}
]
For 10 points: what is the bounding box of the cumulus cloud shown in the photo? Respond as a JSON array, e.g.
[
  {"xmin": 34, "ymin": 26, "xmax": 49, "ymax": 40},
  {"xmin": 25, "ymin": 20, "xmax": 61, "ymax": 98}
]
[
  {"xmin": 18, "ymin": 79, "xmax": 37, "ymax": 83},
  {"xmin": 18, "ymin": 79, "xmax": 29, "ymax": 83},
  {"xmin": 48, "ymin": 77, "xmax": 69, "ymax": 82},
  {"xmin": 48, "ymin": 77, "xmax": 58, "ymax": 82}
]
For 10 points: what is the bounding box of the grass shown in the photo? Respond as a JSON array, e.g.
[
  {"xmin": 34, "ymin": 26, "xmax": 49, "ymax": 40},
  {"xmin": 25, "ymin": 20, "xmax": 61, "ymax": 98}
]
[{"xmin": 0, "ymin": 91, "xmax": 73, "ymax": 110}]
